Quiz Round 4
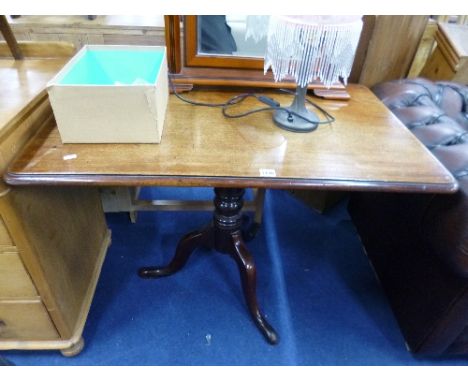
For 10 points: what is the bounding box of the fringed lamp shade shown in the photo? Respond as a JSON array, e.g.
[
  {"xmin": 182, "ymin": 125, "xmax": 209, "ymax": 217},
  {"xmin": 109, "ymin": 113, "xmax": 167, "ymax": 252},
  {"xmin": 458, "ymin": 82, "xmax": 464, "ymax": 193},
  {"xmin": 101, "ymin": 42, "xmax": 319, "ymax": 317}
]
[
  {"xmin": 264, "ymin": 15, "xmax": 363, "ymax": 88},
  {"xmin": 254, "ymin": 15, "xmax": 363, "ymax": 132}
]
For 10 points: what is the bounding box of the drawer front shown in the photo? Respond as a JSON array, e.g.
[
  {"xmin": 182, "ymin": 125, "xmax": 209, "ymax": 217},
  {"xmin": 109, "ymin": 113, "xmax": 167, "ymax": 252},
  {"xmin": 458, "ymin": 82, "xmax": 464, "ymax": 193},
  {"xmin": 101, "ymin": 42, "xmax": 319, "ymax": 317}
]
[
  {"xmin": 0, "ymin": 216, "xmax": 14, "ymax": 246},
  {"xmin": 0, "ymin": 251, "xmax": 38, "ymax": 299},
  {"xmin": 0, "ymin": 300, "xmax": 59, "ymax": 340}
]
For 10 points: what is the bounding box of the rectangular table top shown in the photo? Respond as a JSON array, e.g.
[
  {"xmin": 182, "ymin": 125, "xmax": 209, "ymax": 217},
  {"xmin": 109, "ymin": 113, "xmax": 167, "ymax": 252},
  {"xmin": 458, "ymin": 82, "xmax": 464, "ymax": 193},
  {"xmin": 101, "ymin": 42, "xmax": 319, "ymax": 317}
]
[{"xmin": 5, "ymin": 84, "xmax": 457, "ymax": 193}]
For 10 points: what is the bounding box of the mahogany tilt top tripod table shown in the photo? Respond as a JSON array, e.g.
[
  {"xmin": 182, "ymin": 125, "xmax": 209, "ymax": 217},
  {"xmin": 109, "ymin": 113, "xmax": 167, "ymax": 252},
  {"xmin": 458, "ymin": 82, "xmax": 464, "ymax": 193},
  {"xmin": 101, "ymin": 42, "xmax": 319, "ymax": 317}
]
[
  {"xmin": 139, "ymin": 187, "xmax": 277, "ymax": 343},
  {"xmin": 5, "ymin": 86, "xmax": 457, "ymax": 345}
]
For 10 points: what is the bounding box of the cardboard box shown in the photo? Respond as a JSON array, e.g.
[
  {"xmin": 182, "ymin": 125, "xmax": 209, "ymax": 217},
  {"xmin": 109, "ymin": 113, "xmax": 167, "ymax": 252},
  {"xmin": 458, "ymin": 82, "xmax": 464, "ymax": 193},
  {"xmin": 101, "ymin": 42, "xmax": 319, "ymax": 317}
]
[{"xmin": 47, "ymin": 45, "xmax": 168, "ymax": 143}]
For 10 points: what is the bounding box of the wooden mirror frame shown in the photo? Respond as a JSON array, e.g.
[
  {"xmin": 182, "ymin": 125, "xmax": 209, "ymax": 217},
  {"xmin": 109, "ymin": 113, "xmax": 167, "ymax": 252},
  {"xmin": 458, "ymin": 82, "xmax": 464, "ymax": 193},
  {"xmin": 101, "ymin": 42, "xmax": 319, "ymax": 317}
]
[
  {"xmin": 165, "ymin": 15, "xmax": 301, "ymax": 89},
  {"xmin": 165, "ymin": 15, "xmax": 375, "ymax": 92},
  {"xmin": 184, "ymin": 16, "xmax": 264, "ymax": 70}
]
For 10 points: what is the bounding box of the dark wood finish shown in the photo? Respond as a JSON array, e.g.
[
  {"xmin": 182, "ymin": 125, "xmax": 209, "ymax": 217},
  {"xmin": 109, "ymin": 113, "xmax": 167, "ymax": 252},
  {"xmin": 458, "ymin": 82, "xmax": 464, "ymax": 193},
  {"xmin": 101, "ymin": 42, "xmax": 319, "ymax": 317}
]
[
  {"xmin": 139, "ymin": 187, "xmax": 278, "ymax": 344},
  {"xmin": 6, "ymin": 85, "xmax": 457, "ymax": 193},
  {"xmin": 171, "ymin": 67, "xmax": 343, "ymax": 91},
  {"xmin": 312, "ymin": 89, "xmax": 351, "ymax": 101},
  {"xmin": 0, "ymin": 15, "xmax": 23, "ymax": 59},
  {"xmin": 3, "ymin": 80, "xmax": 458, "ymax": 349},
  {"xmin": 164, "ymin": 15, "xmax": 181, "ymax": 74},
  {"xmin": 165, "ymin": 15, "xmax": 183, "ymax": 74}
]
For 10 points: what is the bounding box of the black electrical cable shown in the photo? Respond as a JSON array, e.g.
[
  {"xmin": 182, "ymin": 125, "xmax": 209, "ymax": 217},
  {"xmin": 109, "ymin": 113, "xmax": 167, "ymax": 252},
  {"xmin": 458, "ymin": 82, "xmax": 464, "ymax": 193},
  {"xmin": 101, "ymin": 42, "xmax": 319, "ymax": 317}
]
[
  {"xmin": 221, "ymin": 93, "xmax": 335, "ymax": 125},
  {"xmin": 168, "ymin": 75, "xmax": 249, "ymax": 108},
  {"xmin": 168, "ymin": 75, "xmax": 335, "ymax": 125}
]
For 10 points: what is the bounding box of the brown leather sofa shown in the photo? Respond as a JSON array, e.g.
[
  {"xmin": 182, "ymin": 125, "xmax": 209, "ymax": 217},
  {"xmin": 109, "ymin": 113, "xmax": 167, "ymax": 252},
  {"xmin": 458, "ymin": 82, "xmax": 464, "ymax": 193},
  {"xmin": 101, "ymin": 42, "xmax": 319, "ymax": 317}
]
[{"xmin": 348, "ymin": 78, "xmax": 468, "ymax": 356}]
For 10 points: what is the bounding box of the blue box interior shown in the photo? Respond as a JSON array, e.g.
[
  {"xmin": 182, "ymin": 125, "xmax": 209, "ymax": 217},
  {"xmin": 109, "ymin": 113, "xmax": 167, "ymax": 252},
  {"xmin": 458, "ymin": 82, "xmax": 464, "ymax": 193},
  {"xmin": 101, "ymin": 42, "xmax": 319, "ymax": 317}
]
[{"xmin": 59, "ymin": 48, "xmax": 165, "ymax": 86}]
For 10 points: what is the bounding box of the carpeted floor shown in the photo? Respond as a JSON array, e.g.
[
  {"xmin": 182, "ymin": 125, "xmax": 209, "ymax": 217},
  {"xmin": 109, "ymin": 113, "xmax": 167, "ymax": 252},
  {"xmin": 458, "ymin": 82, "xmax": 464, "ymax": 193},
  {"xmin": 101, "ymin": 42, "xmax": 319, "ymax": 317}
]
[{"xmin": 3, "ymin": 187, "xmax": 468, "ymax": 365}]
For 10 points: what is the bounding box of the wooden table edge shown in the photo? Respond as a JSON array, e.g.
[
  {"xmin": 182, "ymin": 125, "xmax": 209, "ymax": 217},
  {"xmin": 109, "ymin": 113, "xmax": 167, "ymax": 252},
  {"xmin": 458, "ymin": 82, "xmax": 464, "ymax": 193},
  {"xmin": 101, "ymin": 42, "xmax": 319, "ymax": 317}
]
[{"xmin": 3, "ymin": 172, "xmax": 459, "ymax": 194}]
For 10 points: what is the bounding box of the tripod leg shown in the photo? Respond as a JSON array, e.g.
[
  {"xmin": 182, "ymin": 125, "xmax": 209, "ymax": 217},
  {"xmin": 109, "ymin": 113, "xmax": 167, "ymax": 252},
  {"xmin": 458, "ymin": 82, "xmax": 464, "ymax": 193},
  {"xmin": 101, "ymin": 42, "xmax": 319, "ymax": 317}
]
[
  {"xmin": 230, "ymin": 231, "xmax": 278, "ymax": 344},
  {"xmin": 139, "ymin": 228, "xmax": 211, "ymax": 279}
]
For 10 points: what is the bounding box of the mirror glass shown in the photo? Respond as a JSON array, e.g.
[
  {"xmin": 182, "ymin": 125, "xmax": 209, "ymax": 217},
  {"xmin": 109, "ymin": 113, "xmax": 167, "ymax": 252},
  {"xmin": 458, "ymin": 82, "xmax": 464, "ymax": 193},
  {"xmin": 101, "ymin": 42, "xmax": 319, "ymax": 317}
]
[{"xmin": 197, "ymin": 15, "xmax": 269, "ymax": 58}]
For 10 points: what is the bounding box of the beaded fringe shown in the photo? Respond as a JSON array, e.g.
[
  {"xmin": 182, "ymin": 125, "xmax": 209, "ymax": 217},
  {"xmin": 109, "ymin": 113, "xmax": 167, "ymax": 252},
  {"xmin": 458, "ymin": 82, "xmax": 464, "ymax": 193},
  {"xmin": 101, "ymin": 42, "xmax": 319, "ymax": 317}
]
[{"xmin": 263, "ymin": 16, "xmax": 363, "ymax": 88}]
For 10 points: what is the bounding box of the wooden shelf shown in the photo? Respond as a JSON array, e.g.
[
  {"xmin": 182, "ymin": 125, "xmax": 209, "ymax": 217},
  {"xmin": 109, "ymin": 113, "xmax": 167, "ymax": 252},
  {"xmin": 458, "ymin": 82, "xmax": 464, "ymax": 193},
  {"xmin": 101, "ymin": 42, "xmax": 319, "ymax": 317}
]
[{"xmin": 2, "ymin": 15, "xmax": 166, "ymax": 51}]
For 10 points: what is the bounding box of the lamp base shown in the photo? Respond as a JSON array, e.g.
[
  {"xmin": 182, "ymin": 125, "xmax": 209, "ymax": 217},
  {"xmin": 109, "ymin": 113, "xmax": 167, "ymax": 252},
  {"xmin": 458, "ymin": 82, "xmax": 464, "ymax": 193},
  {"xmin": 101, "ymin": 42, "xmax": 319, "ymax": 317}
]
[
  {"xmin": 273, "ymin": 108, "xmax": 319, "ymax": 133},
  {"xmin": 273, "ymin": 85, "xmax": 319, "ymax": 133}
]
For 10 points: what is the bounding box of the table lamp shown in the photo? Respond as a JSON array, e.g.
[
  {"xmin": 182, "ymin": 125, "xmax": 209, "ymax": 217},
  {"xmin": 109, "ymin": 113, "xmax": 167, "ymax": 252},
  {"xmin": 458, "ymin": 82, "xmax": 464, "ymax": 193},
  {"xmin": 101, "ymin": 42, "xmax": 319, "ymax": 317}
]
[{"xmin": 262, "ymin": 15, "xmax": 363, "ymax": 132}]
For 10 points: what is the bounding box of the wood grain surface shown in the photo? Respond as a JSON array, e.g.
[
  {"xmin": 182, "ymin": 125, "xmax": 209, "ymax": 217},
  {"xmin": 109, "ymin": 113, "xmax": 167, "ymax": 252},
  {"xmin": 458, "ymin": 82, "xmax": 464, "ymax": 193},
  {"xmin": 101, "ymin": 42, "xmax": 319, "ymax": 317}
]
[
  {"xmin": 6, "ymin": 85, "xmax": 457, "ymax": 193},
  {"xmin": 358, "ymin": 16, "xmax": 429, "ymax": 87},
  {"xmin": 0, "ymin": 57, "xmax": 69, "ymax": 132}
]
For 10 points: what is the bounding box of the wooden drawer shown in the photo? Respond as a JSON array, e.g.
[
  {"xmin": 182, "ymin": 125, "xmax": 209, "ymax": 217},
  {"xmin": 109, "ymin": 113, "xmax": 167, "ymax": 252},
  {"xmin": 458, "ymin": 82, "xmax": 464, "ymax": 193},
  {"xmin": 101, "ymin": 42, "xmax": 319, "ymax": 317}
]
[
  {"xmin": 0, "ymin": 216, "xmax": 14, "ymax": 246},
  {"xmin": 0, "ymin": 299, "xmax": 59, "ymax": 340},
  {"xmin": 0, "ymin": 250, "xmax": 38, "ymax": 299}
]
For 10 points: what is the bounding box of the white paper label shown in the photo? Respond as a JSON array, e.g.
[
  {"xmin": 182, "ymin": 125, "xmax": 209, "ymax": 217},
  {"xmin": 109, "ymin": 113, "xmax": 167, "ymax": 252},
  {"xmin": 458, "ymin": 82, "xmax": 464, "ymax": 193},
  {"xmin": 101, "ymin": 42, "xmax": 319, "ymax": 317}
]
[
  {"xmin": 63, "ymin": 154, "xmax": 77, "ymax": 161},
  {"xmin": 259, "ymin": 168, "xmax": 276, "ymax": 177}
]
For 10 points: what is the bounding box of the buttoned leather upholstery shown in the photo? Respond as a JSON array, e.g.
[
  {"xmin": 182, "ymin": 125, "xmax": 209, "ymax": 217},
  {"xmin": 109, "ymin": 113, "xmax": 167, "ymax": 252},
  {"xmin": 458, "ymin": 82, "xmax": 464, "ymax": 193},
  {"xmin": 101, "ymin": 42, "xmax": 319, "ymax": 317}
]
[{"xmin": 348, "ymin": 78, "xmax": 468, "ymax": 355}]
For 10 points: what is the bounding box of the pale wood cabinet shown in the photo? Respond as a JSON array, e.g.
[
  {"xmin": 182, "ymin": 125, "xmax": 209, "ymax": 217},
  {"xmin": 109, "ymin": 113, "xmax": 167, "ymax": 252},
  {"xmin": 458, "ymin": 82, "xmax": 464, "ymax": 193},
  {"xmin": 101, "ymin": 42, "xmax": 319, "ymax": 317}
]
[
  {"xmin": 0, "ymin": 53, "xmax": 111, "ymax": 356},
  {"xmin": 420, "ymin": 22, "xmax": 468, "ymax": 83}
]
